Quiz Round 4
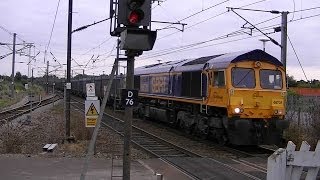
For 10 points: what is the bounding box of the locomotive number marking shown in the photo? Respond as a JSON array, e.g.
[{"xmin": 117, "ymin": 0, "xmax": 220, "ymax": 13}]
[{"xmin": 273, "ymin": 100, "xmax": 283, "ymax": 105}]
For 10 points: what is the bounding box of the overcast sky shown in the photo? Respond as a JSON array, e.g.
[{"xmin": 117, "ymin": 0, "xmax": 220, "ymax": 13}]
[{"xmin": 0, "ymin": 0, "xmax": 319, "ymax": 80}]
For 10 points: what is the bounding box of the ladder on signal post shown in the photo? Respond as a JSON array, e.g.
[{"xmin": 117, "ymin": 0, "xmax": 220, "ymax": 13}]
[{"xmin": 110, "ymin": 143, "xmax": 124, "ymax": 179}]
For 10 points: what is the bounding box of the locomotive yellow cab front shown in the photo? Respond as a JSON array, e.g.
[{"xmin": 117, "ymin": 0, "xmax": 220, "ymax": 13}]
[{"xmin": 227, "ymin": 61, "xmax": 286, "ymax": 120}]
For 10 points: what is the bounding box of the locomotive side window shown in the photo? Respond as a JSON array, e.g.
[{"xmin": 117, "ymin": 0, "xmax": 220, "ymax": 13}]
[
  {"xmin": 232, "ymin": 68, "xmax": 255, "ymax": 88},
  {"xmin": 201, "ymin": 73, "xmax": 208, "ymax": 97},
  {"xmin": 213, "ymin": 71, "xmax": 225, "ymax": 87},
  {"xmin": 260, "ymin": 70, "xmax": 283, "ymax": 89}
]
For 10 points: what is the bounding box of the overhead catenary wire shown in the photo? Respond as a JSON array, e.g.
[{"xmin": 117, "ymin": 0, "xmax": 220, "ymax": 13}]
[
  {"xmin": 292, "ymin": 6, "xmax": 320, "ymax": 13},
  {"xmin": 287, "ymin": 35, "xmax": 309, "ymax": 83},
  {"xmin": 230, "ymin": 9, "xmax": 281, "ymax": 47},
  {"xmin": 81, "ymin": 41, "xmax": 116, "ymax": 70},
  {"xmin": 81, "ymin": 37, "xmax": 112, "ymax": 56},
  {"xmin": 290, "ymin": 13, "xmax": 320, "ymax": 22},
  {"xmin": 144, "ymin": 15, "xmax": 282, "ymax": 58},
  {"xmin": 45, "ymin": 0, "xmax": 61, "ymax": 53},
  {"xmin": 291, "ymin": 0, "xmax": 296, "ymax": 21},
  {"xmin": 160, "ymin": 0, "xmax": 230, "ymax": 31},
  {"xmin": 140, "ymin": 30, "xmax": 277, "ymax": 60},
  {"xmin": 158, "ymin": 0, "xmax": 269, "ymax": 40}
]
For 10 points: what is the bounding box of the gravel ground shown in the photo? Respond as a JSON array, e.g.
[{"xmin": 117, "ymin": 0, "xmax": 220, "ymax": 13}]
[
  {"xmin": 0, "ymin": 95, "xmax": 28, "ymax": 111},
  {"xmin": 105, "ymin": 109, "xmax": 238, "ymax": 159},
  {"xmin": 0, "ymin": 99, "xmax": 150, "ymax": 160},
  {"xmin": 0, "ymin": 94, "xmax": 237, "ymax": 160}
]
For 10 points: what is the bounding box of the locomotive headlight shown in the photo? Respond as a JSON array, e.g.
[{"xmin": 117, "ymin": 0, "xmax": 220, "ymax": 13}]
[
  {"xmin": 274, "ymin": 110, "xmax": 283, "ymax": 115},
  {"xmin": 234, "ymin": 107, "xmax": 241, "ymax": 114}
]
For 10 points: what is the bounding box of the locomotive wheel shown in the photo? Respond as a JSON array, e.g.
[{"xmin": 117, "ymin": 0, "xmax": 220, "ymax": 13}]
[{"xmin": 218, "ymin": 134, "xmax": 228, "ymax": 146}]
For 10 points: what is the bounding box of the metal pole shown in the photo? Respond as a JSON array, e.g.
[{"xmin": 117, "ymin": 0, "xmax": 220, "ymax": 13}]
[
  {"xmin": 65, "ymin": 0, "xmax": 73, "ymax": 138},
  {"xmin": 46, "ymin": 61, "xmax": 49, "ymax": 94},
  {"xmin": 281, "ymin": 12, "xmax": 288, "ymax": 73},
  {"xmin": 28, "ymin": 46, "xmax": 32, "ymax": 121},
  {"xmin": 80, "ymin": 59, "xmax": 118, "ymax": 180},
  {"xmin": 11, "ymin": 33, "xmax": 16, "ymax": 98},
  {"xmin": 31, "ymin": 68, "xmax": 34, "ymax": 83},
  {"xmin": 123, "ymin": 55, "xmax": 134, "ymax": 180},
  {"xmin": 114, "ymin": 38, "xmax": 120, "ymax": 111},
  {"xmin": 53, "ymin": 70, "xmax": 56, "ymax": 94}
]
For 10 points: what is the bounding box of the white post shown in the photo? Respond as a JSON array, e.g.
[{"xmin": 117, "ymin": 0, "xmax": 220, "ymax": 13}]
[
  {"xmin": 305, "ymin": 140, "xmax": 320, "ymax": 180},
  {"xmin": 291, "ymin": 141, "xmax": 310, "ymax": 180},
  {"xmin": 285, "ymin": 141, "xmax": 296, "ymax": 180},
  {"xmin": 267, "ymin": 148, "xmax": 286, "ymax": 180},
  {"xmin": 268, "ymin": 140, "xmax": 320, "ymax": 180}
]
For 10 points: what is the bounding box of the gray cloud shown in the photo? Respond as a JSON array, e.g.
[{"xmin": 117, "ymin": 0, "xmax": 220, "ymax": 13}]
[{"xmin": 0, "ymin": 0, "xmax": 319, "ymax": 80}]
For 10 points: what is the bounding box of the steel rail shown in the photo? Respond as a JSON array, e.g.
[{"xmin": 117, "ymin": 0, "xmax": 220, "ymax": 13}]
[
  {"xmin": 0, "ymin": 95, "xmax": 61, "ymax": 125},
  {"xmin": 70, "ymin": 96, "xmax": 264, "ymax": 180}
]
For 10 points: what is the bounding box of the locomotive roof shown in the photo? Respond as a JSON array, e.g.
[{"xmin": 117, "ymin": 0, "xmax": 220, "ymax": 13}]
[{"xmin": 135, "ymin": 49, "xmax": 282, "ymax": 75}]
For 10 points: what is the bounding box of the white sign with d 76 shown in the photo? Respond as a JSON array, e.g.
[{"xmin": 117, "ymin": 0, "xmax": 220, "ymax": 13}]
[{"xmin": 121, "ymin": 89, "xmax": 138, "ymax": 107}]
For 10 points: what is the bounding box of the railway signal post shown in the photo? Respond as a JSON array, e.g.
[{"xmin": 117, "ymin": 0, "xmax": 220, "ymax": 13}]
[
  {"xmin": 11, "ymin": 33, "xmax": 16, "ymax": 98},
  {"xmin": 110, "ymin": 0, "xmax": 157, "ymax": 179},
  {"xmin": 281, "ymin": 11, "xmax": 288, "ymax": 74}
]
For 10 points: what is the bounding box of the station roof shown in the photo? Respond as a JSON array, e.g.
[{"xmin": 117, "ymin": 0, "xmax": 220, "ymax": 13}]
[{"xmin": 134, "ymin": 49, "xmax": 282, "ymax": 75}]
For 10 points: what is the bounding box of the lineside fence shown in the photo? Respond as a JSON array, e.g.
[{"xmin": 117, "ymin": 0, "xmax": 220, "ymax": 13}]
[{"xmin": 267, "ymin": 140, "xmax": 320, "ymax": 180}]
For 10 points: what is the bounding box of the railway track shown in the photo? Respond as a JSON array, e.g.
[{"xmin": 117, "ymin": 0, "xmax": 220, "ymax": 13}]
[
  {"xmin": 0, "ymin": 95, "xmax": 61, "ymax": 125},
  {"xmin": 70, "ymin": 96, "xmax": 270, "ymax": 179}
]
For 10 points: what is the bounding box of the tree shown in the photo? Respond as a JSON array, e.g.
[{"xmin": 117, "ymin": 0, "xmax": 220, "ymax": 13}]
[
  {"xmin": 287, "ymin": 75, "xmax": 298, "ymax": 87},
  {"xmin": 14, "ymin": 72, "xmax": 22, "ymax": 82},
  {"xmin": 74, "ymin": 74, "xmax": 88, "ymax": 79},
  {"xmin": 21, "ymin": 75, "xmax": 28, "ymax": 80}
]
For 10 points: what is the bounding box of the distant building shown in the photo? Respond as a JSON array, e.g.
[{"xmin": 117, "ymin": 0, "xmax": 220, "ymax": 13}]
[{"xmin": 289, "ymin": 87, "xmax": 320, "ymax": 97}]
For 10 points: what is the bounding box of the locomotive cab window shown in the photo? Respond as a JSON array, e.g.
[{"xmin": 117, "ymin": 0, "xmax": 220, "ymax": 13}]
[
  {"xmin": 260, "ymin": 70, "xmax": 283, "ymax": 89},
  {"xmin": 232, "ymin": 68, "xmax": 255, "ymax": 88},
  {"xmin": 213, "ymin": 71, "xmax": 225, "ymax": 87}
]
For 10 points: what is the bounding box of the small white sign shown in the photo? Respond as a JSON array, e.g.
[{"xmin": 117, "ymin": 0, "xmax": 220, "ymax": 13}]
[
  {"xmin": 86, "ymin": 83, "xmax": 96, "ymax": 97},
  {"xmin": 24, "ymin": 84, "xmax": 29, "ymax": 90},
  {"xmin": 66, "ymin": 83, "xmax": 71, "ymax": 89}
]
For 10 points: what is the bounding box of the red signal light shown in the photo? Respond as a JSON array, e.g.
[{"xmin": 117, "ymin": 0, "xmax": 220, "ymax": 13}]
[
  {"xmin": 128, "ymin": 10, "xmax": 144, "ymax": 25},
  {"xmin": 129, "ymin": 11, "xmax": 139, "ymax": 24}
]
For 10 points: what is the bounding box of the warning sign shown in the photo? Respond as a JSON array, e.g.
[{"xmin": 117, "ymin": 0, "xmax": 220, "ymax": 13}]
[
  {"xmin": 86, "ymin": 116, "xmax": 98, "ymax": 127},
  {"xmin": 86, "ymin": 83, "xmax": 96, "ymax": 97},
  {"xmin": 86, "ymin": 103, "xmax": 99, "ymax": 116},
  {"xmin": 85, "ymin": 100, "xmax": 100, "ymax": 127}
]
